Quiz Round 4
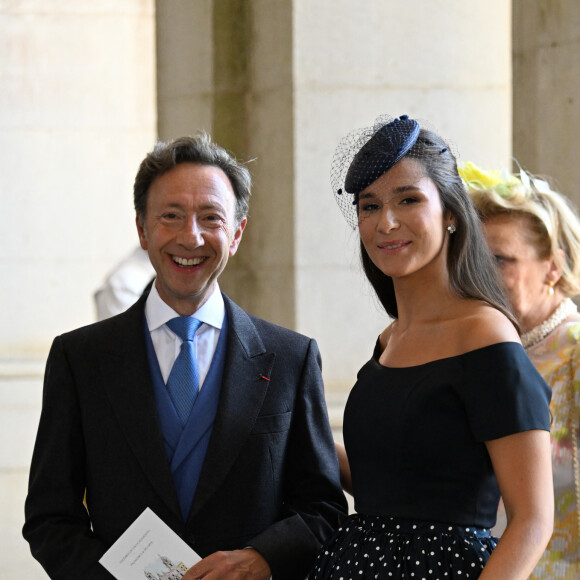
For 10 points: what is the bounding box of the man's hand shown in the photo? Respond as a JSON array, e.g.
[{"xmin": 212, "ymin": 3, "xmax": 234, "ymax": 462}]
[{"xmin": 183, "ymin": 548, "xmax": 271, "ymax": 580}]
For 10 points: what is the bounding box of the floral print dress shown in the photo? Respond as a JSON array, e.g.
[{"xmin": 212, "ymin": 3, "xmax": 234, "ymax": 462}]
[{"xmin": 528, "ymin": 319, "xmax": 580, "ymax": 579}]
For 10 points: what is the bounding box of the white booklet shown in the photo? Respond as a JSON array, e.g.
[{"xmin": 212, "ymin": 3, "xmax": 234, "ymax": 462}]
[{"xmin": 99, "ymin": 507, "xmax": 201, "ymax": 579}]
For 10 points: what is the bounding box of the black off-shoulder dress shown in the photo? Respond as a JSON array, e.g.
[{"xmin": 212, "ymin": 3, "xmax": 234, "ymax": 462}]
[{"xmin": 309, "ymin": 342, "xmax": 551, "ymax": 579}]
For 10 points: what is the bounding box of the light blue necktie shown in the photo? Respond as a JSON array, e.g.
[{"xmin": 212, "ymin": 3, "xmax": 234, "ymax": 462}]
[{"xmin": 166, "ymin": 316, "xmax": 203, "ymax": 426}]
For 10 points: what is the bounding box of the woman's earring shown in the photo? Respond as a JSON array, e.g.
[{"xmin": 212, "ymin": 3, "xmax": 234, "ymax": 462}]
[
  {"xmin": 548, "ymin": 281, "xmax": 555, "ymax": 296},
  {"xmin": 447, "ymin": 224, "xmax": 456, "ymax": 234}
]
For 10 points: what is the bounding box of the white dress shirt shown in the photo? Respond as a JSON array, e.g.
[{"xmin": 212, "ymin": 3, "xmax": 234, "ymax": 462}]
[{"xmin": 144, "ymin": 282, "xmax": 225, "ymax": 389}]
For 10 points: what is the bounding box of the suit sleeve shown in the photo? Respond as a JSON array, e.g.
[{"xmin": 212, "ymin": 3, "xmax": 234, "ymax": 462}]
[
  {"xmin": 23, "ymin": 336, "xmax": 114, "ymax": 579},
  {"xmin": 248, "ymin": 338, "xmax": 348, "ymax": 579}
]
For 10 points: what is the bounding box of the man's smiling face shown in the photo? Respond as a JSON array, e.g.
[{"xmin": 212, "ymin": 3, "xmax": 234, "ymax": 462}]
[{"xmin": 136, "ymin": 162, "xmax": 246, "ymax": 315}]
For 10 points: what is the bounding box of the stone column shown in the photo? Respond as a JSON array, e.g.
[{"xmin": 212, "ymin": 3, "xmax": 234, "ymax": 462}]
[
  {"xmin": 212, "ymin": 0, "xmax": 297, "ymax": 328},
  {"xmin": 513, "ymin": 0, "xmax": 580, "ymax": 207},
  {"xmin": 156, "ymin": 0, "xmax": 296, "ymax": 328},
  {"xmin": 156, "ymin": 0, "xmax": 214, "ymax": 138}
]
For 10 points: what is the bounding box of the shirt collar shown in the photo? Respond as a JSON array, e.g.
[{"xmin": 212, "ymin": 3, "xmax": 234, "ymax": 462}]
[{"xmin": 144, "ymin": 282, "xmax": 225, "ymax": 332}]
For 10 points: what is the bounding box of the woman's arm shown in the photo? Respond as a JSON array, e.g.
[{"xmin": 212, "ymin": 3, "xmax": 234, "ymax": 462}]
[
  {"xmin": 479, "ymin": 429, "xmax": 553, "ymax": 579},
  {"xmin": 334, "ymin": 441, "xmax": 353, "ymax": 496}
]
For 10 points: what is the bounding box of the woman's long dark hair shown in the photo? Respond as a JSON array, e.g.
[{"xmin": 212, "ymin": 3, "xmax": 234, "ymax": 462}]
[{"xmin": 359, "ymin": 128, "xmax": 518, "ymax": 329}]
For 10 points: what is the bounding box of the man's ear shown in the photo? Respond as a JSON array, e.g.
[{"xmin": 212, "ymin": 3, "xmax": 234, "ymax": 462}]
[
  {"xmin": 229, "ymin": 217, "xmax": 247, "ymax": 257},
  {"xmin": 136, "ymin": 215, "xmax": 148, "ymax": 250}
]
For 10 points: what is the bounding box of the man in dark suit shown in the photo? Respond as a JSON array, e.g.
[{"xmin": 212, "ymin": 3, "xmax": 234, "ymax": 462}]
[{"xmin": 23, "ymin": 133, "xmax": 347, "ymax": 579}]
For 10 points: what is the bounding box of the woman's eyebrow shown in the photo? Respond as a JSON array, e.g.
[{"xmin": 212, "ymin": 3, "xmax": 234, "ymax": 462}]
[
  {"xmin": 392, "ymin": 184, "xmax": 421, "ymax": 195},
  {"xmin": 359, "ymin": 184, "xmax": 421, "ymax": 199}
]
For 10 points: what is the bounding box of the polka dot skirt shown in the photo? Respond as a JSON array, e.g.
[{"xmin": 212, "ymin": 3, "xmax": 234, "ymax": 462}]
[{"xmin": 308, "ymin": 514, "xmax": 498, "ymax": 579}]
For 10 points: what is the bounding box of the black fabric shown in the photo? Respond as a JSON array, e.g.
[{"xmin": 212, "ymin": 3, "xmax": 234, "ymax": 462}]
[
  {"xmin": 309, "ymin": 341, "xmax": 550, "ymax": 579},
  {"xmin": 344, "ymin": 342, "xmax": 551, "ymax": 528},
  {"xmin": 309, "ymin": 514, "xmax": 498, "ymax": 579}
]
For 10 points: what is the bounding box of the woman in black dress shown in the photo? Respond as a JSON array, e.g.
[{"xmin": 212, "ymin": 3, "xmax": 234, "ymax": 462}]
[{"xmin": 310, "ymin": 115, "xmax": 554, "ymax": 579}]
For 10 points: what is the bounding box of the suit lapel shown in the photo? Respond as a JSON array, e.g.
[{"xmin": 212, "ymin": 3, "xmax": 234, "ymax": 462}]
[
  {"xmin": 98, "ymin": 296, "xmax": 182, "ymax": 518},
  {"xmin": 189, "ymin": 295, "xmax": 275, "ymax": 519}
]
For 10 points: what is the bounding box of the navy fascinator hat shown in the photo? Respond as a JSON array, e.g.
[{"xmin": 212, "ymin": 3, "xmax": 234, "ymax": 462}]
[{"xmin": 344, "ymin": 115, "xmax": 420, "ymax": 194}]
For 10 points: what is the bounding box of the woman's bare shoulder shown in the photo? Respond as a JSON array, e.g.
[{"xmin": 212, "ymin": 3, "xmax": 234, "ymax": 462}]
[{"xmin": 457, "ymin": 302, "xmax": 520, "ymax": 352}]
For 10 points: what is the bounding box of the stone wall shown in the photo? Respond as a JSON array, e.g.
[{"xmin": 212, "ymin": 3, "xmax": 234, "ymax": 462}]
[{"xmin": 0, "ymin": 1, "xmax": 156, "ymax": 576}]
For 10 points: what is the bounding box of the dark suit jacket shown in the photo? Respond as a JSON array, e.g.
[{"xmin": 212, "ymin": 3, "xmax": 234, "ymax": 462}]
[{"xmin": 23, "ymin": 292, "xmax": 347, "ymax": 579}]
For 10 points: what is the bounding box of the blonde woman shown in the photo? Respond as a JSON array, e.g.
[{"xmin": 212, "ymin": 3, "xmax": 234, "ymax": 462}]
[{"xmin": 464, "ymin": 162, "xmax": 580, "ymax": 579}]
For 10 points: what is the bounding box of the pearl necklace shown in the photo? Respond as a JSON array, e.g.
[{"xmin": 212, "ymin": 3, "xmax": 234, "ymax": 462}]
[{"xmin": 521, "ymin": 298, "xmax": 578, "ymax": 349}]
